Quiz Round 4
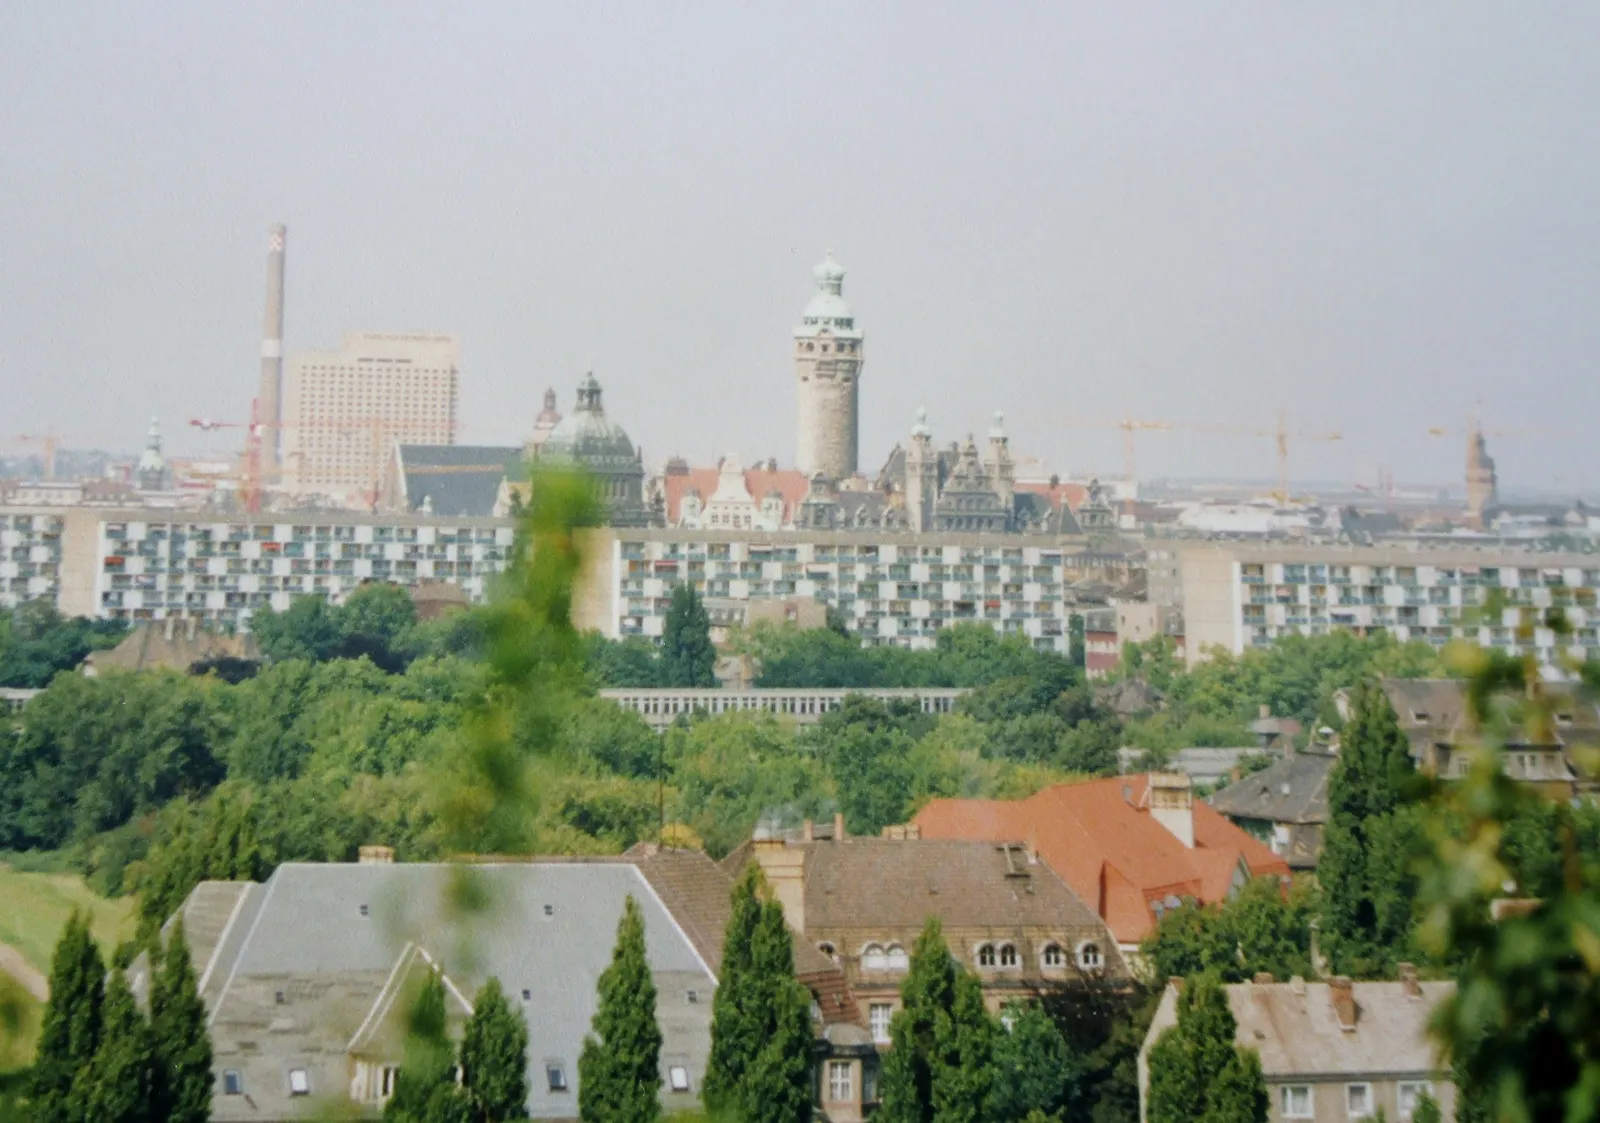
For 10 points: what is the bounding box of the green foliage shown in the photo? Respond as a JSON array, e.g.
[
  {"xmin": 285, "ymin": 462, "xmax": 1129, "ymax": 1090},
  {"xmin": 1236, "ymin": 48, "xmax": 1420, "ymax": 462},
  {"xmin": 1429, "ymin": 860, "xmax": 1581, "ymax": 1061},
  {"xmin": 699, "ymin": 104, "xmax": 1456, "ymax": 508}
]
[
  {"xmin": 79, "ymin": 966, "xmax": 154, "ymax": 1123},
  {"xmin": 989, "ymin": 1001, "xmax": 1081, "ymax": 1123},
  {"xmin": 579, "ymin": 896, "xmax": 661, "ymax": 1123},
  {"xmin": 1141, "ymin": 877, "xmax": 1314, "ymax": 985},
  {"xmin": 387, "ymin": 971, "xmax": 461, "ymax": 1122},
  {"xmin": 1411, "ymin": 1090, "xmax": 1442, "ymax": 1123},
  {"xmin": 0, "ymin": 600, "xmax": 126, "ymax": 689},
  {"xmin": 251, "ymin": 581, "xmax": 420, "ymax": 672},
  {"xmin": 150, "ymin": 917, "xmax": 212, "ymax": 1123},
  {"xmin": 583, "ymin": 633, "xmax": 667, "ymax": 688},
  {"xmin": 749, "ymin": 621, "xmax": 1080, "ymax": 691},
  {"xmin": 460, "ymin": 976, "xmax": 530, "ymax": 1122},
  {"xmin": 1318, "ymin": 680, "xmax": 1421, "ymax": 975},
  {"xmin": 1147, "ymin": 974, "xmax": 1265, "ymax": 1123},
  {"xmin": 27, "ymin": 911, "xmax": 105, "ymax": 1123},
  {"xmin": 735, "ymin": 900, "xmax": 813, "ymax": 1123},
  {"xmin": 878, "ymin": 918, "xmax": 996, "ymax": 1123},
  {"xmin": 662, "ymin": 584, "xmax": 717, "ymax": 688},
  {"xmin": 703, "ymin": 865, "xmax": 765, "ymax": 1114}
]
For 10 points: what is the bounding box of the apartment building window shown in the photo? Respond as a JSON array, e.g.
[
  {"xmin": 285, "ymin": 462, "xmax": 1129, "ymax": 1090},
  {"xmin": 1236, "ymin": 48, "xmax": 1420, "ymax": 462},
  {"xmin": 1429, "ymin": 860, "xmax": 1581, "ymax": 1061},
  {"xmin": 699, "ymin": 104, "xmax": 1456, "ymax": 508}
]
[
  {"xmin": 870, "ymin": 1003, "xmax": 893, "ymax": 1044},
  {"xmin": 1281, "ymin": 1085, "xmax": 1313, "ymax": 1118},
  {"xmin": 828, "ymin": 1061, "xmax": 853, "ymax": 1102},
  {"xmin": 1346, "ymin": 1082, "xmax": 1373, "ymax": 1117},
  {"xmin": 1397, "ymin": 1082, "xmax": 1433, "ymax": 1119}
]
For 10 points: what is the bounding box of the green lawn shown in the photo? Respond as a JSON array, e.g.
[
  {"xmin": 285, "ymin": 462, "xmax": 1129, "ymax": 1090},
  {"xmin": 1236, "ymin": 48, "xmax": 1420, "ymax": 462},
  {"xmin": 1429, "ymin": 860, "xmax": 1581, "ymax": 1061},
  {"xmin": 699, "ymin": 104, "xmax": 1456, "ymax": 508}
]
[{"xmin": 0, "ymin": 867, "xmax": 136, "ymax": 977}]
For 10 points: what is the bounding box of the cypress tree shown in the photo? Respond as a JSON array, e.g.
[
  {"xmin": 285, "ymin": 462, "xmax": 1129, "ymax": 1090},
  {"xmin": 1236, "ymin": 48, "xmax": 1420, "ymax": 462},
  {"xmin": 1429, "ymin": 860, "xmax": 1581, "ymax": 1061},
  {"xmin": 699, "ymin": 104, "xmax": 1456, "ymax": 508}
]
[
  {"xmin": 386, "ymin": 970, "xmax": 461, "ymax": 1122},
  {"xmin": 150, "ymin": 916, "xmax": 213, "ymax": 1123},
  {"xmin": 460, "ymin": 976, "xmax": 530, "ymax": 1121},
  {"xmin": 80, "ymin": 967, "xmax": 156, "ymax": 1123},
  {"xmin": 661, "ymin": 585, "xmax": 716, "ymax": 687},
  {"xmin": 878, "ymin": 918, "xmax": 959, "ymax": 1123},
  {"xmin": 735, "ymin": 901, "xmax": 813, "ymax": 1123},
  {"xmin": 931, "ymin": 970, "xmax": 996, "ymax": 1123},
  {"xmin": 989, "ymin": 1001, "xmax": 1079, "ymax": 1123},
  {"xmin": 1147, "ymin": 975, "xmax": 1266, "ymax": 1123},
  {"xmin": 27, "ymin": 911, "xmax": 106, "ymax": 1123},
  {"xmin": 704, "ymin": 864, "xmax": 764, "ymax": 1114},
  {"xmin": 579, "ymin": 896, "xmax": 662, "ymax": 1123}
]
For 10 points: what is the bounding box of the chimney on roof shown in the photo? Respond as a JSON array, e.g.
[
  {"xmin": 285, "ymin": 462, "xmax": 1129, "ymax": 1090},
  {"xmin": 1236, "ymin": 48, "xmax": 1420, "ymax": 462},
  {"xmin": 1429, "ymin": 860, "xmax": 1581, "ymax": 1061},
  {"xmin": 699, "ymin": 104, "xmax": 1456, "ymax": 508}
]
[
  {"xmin": 1148, "ymin": 772, "xmax": 1195, "ymax": 848},
  {"xmin": 358, "ymin": 845, "xmax": 394, "ymax": 865},
  {"xmin": 834, "ymin": 813, "xmax": 847, "ymax": 841},
  {"xmin": 1252, "ymin": 972, "xmax": 1274, "ymax": 985},
  {"xmin": 1398, "ymin": 962, "xmax": 1421, "ymax": 999},
  {"xmin": 1259, "ymin": 704, "xmax": 1270, "ymax": 719},
  {"xmin": 1329, "ymin": 976, "xmax": 1358, "ymax": 1030},
  {"xmin": 803, "ymin": 820, "xmax": 815, "ymax": 843}
]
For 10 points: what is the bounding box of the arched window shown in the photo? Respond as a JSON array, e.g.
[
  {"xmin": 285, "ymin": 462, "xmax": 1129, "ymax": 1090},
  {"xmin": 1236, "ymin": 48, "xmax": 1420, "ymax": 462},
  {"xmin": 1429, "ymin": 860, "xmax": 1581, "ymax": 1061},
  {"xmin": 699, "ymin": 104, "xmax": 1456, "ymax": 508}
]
[
  {"xmin": 1042, "ymin": 943, "xmax": 1065, "ymax": 969},
  {"xmin": 998, "ymin": 943, "xmax": 1019, "ymax": 969},
  {"xmin": 976, "ymin": 943, "xmax": 996, "ymax": 968},
  {"xmin": 817, "ymin": 942, "xmax": 837, "ymax": 960},
  {"xmin": 862, "ymin": 944, "xmax": 889, "ymax": 971},
  {"xmin": 1077, "ymin": 942, "xmax": 1103, "ymax": 971},
  {"xmin": 885, "ymin": 944, "xmax": 910, "ymax": 970}
]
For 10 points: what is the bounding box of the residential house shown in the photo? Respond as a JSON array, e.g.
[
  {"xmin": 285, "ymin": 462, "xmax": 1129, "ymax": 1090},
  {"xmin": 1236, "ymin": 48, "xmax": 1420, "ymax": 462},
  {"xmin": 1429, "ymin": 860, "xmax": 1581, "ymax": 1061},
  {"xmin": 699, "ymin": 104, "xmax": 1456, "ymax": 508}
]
[
  {"xmin": 913, "ymin": 773, "xmax": 1290, "ymax": 953},
  {"xmin": 1208, "ymin": 748, "xmax": 1335, "ymax": 870},
  {"xmin": 1377, "ymin": 677, "xmax": 1586, "ymax": 798},
  {"xmin": 723, "ymin": 820, "xmax": 1126, "ymax": 1120},
  {"xmin": 82, "ymin": 618, "xmax": 259, "ymax": 676},
  {"xmin": 1139, "ymin": 970, "xmax": 1455, "ymax": 1123},
  {"xmin": 139, "ymin": 846, "xmax": 858, "ymax": 1122}
]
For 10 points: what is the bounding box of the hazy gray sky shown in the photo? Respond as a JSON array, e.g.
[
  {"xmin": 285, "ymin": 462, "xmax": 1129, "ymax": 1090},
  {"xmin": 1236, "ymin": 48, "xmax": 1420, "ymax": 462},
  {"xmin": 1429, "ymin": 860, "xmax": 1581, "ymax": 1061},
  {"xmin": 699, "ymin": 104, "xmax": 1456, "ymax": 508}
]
[{"xmin": 3, "ymin": 2, "xmax": 1597, "ymax": 490}]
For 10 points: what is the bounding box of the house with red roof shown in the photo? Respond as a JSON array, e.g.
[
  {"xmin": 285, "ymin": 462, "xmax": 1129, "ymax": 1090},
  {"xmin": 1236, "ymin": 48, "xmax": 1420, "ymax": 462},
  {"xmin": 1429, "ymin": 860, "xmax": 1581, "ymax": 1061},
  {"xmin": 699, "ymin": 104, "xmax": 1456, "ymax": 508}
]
[{"xmin": 912, "ymin": 772, "xmax": 1290, "ymax": 952}]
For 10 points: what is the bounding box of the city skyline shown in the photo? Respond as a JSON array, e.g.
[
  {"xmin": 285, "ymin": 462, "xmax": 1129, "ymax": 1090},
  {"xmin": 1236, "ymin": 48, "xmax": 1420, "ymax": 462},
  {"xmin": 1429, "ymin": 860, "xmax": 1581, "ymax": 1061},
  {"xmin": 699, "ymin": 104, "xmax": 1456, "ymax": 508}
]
[{"xmin": 3, "ymin": 3, "xmax": 1599, "ymax": 491}]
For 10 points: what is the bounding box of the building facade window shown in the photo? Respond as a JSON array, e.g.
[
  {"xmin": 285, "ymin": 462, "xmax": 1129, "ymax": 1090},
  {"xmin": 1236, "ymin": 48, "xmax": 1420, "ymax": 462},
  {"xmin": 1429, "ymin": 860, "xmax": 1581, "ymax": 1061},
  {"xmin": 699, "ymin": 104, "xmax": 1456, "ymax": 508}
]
[
  {"xmin": 288, "ymin": 1069, "xmax": 310, "ymax": 1096},
  {"xmin": 1347, "ymin": 1083, "xmax": 1373, "ymax": 1118},
  {"xmin": 998, "ymin": 943, "xmax": 1019, "ymax": 968},
  {"xmin": 870, "ymin": 1003, "xmax": 893, "ymax": 1045},
  {"xmin": 547, "ymin": 1064, "xmax": 568, "ymax": 1093},
  {"xmin": 1042, "ymin": 943, "xmax": 1064, "ymax": 968},
  {"xmin": 828, "ymin": 1061, "xmax": 853, "ymax": 1103},
  {"xmin": 1077, "ymin": 942, "xmax": 1103, "ymax": 971},
  {"xmin": 976, "ymin": 943, "xmax": 996, "ymax": 967},
  {"xmin": 1281, "ymin": 1085, "xmax": 1313, "ymax": 1118},
  {"xmin": 885, "ymin": 943, "xmax": 909, "ymax": 970},
  {"xmin": 862, "ymin": 943, "xmax": 889, "ymax": 970},
  {"xmin": 669, "ymin": 1065, "xmax": 691, "ymax": 1092},
  {"xmin": 222, "ymin": 1071, "xmax": 242, "ymax": 1096}
]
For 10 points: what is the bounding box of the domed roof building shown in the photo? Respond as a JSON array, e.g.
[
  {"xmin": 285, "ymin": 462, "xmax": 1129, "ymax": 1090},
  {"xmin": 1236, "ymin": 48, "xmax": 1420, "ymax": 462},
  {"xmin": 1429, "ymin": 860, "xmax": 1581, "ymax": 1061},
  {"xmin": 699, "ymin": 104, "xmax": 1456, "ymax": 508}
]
[
  {"xmin": 136, "ymin": 417, "xmax": 170, "ymax": 491},
  {"xmin": 532, "ymin": 372, "xmax": 652, "ymax": 526}
]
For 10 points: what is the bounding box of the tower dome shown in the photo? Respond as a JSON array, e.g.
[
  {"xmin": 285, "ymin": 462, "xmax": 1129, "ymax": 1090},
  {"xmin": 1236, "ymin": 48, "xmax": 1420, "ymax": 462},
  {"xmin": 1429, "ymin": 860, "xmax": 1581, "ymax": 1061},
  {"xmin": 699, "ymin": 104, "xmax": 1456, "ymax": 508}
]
[
  {"xmin": 136, "ymin": 417, "xmax": 169, "ymax": 491},
  {"xmin": 541, "ymin": 373, "xmax": 636, "ymax": 466},
  {"xmin": 801, "ymin": 252, "xmax": 857, "ymax": 329}
]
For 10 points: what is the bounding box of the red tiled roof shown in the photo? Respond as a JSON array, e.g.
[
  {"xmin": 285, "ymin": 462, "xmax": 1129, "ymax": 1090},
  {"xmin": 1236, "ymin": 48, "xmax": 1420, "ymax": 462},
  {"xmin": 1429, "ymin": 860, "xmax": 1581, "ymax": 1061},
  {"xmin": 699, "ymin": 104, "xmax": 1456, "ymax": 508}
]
[
  {"xmin": 912, "ymin": 774, "xmax": 1289, "ymax": 945},
  {"xmin": 662, "ymin": 466, "xmax": 812, "ymax": 523}
]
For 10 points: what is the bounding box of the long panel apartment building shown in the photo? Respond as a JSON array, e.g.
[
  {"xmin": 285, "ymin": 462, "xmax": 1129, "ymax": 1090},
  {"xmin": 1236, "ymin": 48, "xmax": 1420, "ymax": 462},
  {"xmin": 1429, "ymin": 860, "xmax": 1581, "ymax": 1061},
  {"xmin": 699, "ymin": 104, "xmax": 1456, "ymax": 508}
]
[{"xmin": 1181, "ymin": 543, "xmax": 1600, "ymax": 666}]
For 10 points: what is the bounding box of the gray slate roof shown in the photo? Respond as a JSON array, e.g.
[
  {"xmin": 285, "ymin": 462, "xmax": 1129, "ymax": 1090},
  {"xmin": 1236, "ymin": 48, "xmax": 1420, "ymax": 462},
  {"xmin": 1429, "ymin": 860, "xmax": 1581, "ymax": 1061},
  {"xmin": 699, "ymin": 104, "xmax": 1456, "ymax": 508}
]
[
  {"xmin": 191, "ymin": 861, "xmax": 717, "ymax": 1121},
  {"xmin": 1209, "ymin": 751, "xmax": 1334, "ymax": 826},
  {"xmin": 397, "ymin": 445, "xmax": 523, "ymax": 517}
]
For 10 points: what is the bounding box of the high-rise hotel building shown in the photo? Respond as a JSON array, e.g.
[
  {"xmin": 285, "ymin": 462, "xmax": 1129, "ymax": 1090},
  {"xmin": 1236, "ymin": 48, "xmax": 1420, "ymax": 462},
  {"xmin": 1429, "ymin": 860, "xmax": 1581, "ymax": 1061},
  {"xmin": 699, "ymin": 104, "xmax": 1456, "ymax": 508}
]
[{"xmin": 282, "ymin": 332, "xmax": 459, "ymax": 505}]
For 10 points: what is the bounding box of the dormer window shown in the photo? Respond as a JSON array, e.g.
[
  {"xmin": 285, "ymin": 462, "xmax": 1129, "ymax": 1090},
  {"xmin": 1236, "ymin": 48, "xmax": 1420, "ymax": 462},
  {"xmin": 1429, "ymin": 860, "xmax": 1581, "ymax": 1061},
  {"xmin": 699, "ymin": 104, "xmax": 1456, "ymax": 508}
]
[
  {"xmin": 1042, "ymin": 944, "xmax": 1065, "ymax": 969},
  {"xmin": 862, "ymin": 944, "xmax": 889, "ymax": 970},
  {"xmin": 1077, "ymin": 942, "xmax": 1104, "ymax": 971},
  {"xmin": 976, "ymin": 943, "xmax": 997, "ymax": 968},
  {"xmin": 998, "ymin": 943, "xmax": 1019, "ymax": 969},
  {"xmin": 885, "ymin": 944, "xmax": 909, "ymax": 970}
]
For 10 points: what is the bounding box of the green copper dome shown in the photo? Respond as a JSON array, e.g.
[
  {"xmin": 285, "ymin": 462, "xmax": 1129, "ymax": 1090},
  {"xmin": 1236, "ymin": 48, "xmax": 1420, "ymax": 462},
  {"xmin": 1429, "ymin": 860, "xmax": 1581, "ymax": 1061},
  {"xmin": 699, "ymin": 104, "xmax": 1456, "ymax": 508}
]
[
  {"xmin": 540, "ymin": 373, "xmax": 638, "ymax": 467},
  {"xmin": 796, "ymin": 251, "xmax": 862, "ymax": 338}
]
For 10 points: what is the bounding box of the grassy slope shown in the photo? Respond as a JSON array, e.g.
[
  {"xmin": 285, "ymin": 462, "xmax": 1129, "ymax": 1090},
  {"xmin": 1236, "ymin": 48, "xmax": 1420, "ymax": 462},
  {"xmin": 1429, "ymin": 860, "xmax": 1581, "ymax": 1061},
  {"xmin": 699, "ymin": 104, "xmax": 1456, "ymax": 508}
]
[
  {"xmin": 0, "ymin": 974, "xmax": 41, "ymax": 1076},
  {"xmin": 0, "ymin": 867, "xmax": 136, "ymax": 976}
]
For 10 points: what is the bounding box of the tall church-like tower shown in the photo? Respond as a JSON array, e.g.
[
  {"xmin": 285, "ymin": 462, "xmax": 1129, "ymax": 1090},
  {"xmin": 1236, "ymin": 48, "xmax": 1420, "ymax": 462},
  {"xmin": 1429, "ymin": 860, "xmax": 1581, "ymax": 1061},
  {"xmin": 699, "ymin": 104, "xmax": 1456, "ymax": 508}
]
[
  {"xmin": 794, "ymin": 252, "xmax": 864, "ymax": 479},
  {"xmin": 1465, "ymin": 421, "xmax": 1498, "ymax": 529}
]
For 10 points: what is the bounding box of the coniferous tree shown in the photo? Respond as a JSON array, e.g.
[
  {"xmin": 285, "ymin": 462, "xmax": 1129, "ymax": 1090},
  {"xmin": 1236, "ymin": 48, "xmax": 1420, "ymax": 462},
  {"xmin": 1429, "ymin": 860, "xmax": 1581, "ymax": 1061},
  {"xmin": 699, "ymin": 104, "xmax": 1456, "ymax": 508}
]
[
  {"xmin": 704, "ymin": 864, "xmax": 764, "ymax": 1114},
  {"xmin": 150, "ymin": 917, "xmax": 213, "ymax": 1123},
  {"xmin": 386, "ymin": 970, "xmax": 466, "ymax": 1123},
  {"xmin": 989, "ymin": 1001, "xmax": 1081, "ymax": 1123},
  {"xmin": 28, "ymin": 911, "xmax": 106, "ymax": 1123},
  {"xmin": 80, "ymin": 966, "xmax": 156, "ymax": 1123},
  {"xmin": 878, "ymin": 918, "xmax": 960, "ymax": 1123},
  {"xmin": 1147, "ymin": 975, "xmax": 1266, "ymax": 1123},
  {"xmin": 579, "ymin": 896, "xmax": 662, "ymax": 1123},
  {"xmin": 736, "ymin": 900, "xmax": 813, "ymax": 1123},
  {"xmin": 460, "ymin": 976, "xmax": 530, "ymax": 1121},
  {"xmin": 661, "ymin": 585, "xmax": 716, "ymax": 688},
  {"xmin": 931, "ymin": 970, "xmax": 996, "ymax": 1123},
  {"xmin": 1410, "ymin": 1090, "xmax": 1442, "ymax": 1123}
]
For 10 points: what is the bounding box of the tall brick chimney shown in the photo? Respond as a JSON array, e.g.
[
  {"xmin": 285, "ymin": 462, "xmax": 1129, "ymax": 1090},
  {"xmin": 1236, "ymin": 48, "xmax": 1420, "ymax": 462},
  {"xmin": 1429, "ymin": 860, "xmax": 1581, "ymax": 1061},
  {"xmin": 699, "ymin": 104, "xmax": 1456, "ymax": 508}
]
[
  {"xmin": 1148, "ymin": 772, "xmax": 1195, "ymax": 848},
  {"xmin": 1329, "ymin": 975, "xmax": 1358, "ymax": 1030}
]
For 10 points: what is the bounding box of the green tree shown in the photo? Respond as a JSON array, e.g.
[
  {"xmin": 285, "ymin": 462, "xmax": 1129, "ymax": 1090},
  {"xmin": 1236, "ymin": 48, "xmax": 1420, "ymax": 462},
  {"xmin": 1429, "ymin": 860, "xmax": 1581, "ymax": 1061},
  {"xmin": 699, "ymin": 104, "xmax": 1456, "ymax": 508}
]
[
  {"xmin": 460, "ymin": 976, "xmax": 530, "ymax": 1121},
  {"xmin": 80, "ymin": 966, "xmax": 155, "ymax": 1123},
  {"xmin": 829, "ymin": 723, "xmax": 915, "ymax": 836},
  {"xmin": 386, "ymin": 971, "xmax": 463, "ymax": 1122},
  {"xmin": 661, "ymin": 584, "xmax": 716, "ymax": 688},
  {"xmin": 1411, "ymin": 1090, "xmax": 1442, "ymax": 1123},
  {"xmin": 704, "ymin": 864, "xmax": 765, "ymax": 1114},
  {"xmin": 1319, "ymin": 680, "xmax": 1419, "ymax": 974},
  {"xmin": 1147, "ymin": 974, "xmax": 1265, "ymax": 1123},
  {"xmin": 932, "ymin": 970, "xmax": 996, "ymax": 1123},
  {"xmin": 339, "ymin": 582, "xmax": 421, "ymax": 671},
  {"xmin": 251, "ymin": 594, "xmax": 343, "ymax": 663},
  {"xmin": 579, "ymin": 896, "xmax": 661, "ymax": 1123},
  {"xmin": 27, "ymin": 911, "xmax": 106, "ymax": 1123},
  {"xmin": 736, "ymin": 901, "xmax": 813, "ymax": 1123},
  {"xmin": 150, "ymin": 916, "xmax": 213, "ymax": 1123},
  {"xmin": 989, "ymin": 1001, "xmax": 1082, "ymax": 1123}
]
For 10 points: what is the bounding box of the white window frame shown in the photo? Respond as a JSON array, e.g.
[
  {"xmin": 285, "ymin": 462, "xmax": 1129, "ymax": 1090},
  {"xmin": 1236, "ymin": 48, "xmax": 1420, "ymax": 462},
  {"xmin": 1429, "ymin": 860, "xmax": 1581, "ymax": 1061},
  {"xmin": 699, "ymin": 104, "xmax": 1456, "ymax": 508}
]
[
  {"xmin": 1398, "ymin": 1081, "xmax": 1434, "ymax": 1119},
  {"xmin": 828, "ymin": 1060, "xmax": 853, "ymax": 1103},
  {"xmin": 976, "ymin": 943, "xmax": 996, "ymax": 967},
  {"xmin": 869, "ymin": 1002, "xmax": 894, "ymax": 1045},
  {"xmin": 861, "ymin": 943, "xmax": 889, "ymax": 970},
  {"xmin": 998, "ymin": 942, "xmax": 1019, "ymax": 969},
  {"xmin": 885, "ymin": 943, "xmax": 910, "ymax": 970},
  {"xmin": 1347, "ymin": 1082, "xmax": 1374, "ymax": 1118},
  {"xmin": 288, "ymin": 1068, "xmax": 310, "ymax": 1097},
  {"xmin": 1042, "ymin": 943, "xmax": 1065, "ymax": 968},
  {"xmin": 1077, "ymin": 941, "xmax": 1104, "ymax": 971},
  {"xmin": 379, "ymin": 1065, "xmax": 400, "ymax": 1103},
  {"xmin": 1281, "ymin": 1084, "xmax": 1313, "ymax": 1119}
]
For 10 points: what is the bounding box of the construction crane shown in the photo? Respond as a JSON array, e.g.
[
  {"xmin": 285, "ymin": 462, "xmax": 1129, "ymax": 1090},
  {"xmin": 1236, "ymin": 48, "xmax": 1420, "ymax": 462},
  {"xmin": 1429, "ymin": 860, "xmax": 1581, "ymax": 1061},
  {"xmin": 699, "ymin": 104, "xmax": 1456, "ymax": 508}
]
[
  {"xmin": 190, "ymin": 402, "xmax": 265, "ymax": 512},
  {"xmin": 1057, "ymin": 417, "xmax": 1174, "ymax": 479}
]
